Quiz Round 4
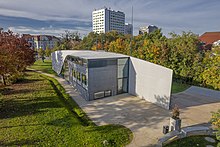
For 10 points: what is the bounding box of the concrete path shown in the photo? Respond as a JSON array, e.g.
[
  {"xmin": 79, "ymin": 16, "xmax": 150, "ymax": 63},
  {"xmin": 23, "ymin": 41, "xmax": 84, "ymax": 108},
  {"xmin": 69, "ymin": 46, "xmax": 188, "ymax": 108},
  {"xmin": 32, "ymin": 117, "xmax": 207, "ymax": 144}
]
[
  {"xmin": 32, "ymin": 70, "xmax": 220, "ymax": 147},
  {"xmin": 171, "ymin": 86, "xmax": 220, "ymax": 128}
]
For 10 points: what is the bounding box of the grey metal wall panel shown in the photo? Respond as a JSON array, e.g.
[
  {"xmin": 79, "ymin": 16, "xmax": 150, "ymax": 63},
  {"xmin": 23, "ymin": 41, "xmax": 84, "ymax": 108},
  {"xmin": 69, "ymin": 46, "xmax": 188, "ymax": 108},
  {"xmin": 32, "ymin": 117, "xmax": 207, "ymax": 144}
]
[{"xmin": 88, "ymin": 59, "xmax": 117, "ymax": 100}]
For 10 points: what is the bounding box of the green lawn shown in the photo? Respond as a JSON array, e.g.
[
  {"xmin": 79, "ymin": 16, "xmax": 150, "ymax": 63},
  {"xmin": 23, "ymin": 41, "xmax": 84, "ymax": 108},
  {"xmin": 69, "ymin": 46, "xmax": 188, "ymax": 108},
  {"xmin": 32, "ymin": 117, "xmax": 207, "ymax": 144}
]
[
  {"xmin": 0, "ymin": 71, "xmax": 132, "ymax": 146},
  {"xmin": 164, "ymin": 135, "xmax": 219, "ymax": 147},
  {"xmin": 171, "ymin": 82, "xmax": 191, "ymax": 94},
  {"xmin": 31, "ymin": 59, "xmax": 56, "ymax": 75}
]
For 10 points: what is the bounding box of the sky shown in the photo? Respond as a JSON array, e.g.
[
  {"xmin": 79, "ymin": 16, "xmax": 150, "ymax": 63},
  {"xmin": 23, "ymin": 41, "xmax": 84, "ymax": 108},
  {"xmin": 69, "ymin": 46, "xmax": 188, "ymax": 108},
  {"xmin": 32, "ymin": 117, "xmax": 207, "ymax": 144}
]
[{"xmin": 0, "ymin": 0, "xmax": 219, "ymax": 37}]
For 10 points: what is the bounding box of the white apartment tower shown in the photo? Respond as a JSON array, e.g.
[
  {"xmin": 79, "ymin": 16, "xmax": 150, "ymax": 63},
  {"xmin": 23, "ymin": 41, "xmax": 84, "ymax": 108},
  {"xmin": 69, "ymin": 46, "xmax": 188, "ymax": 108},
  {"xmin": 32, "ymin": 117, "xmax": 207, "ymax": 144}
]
[{"xmin": 92, "ymin": 8, "xmax": 125, "ymax": 34}]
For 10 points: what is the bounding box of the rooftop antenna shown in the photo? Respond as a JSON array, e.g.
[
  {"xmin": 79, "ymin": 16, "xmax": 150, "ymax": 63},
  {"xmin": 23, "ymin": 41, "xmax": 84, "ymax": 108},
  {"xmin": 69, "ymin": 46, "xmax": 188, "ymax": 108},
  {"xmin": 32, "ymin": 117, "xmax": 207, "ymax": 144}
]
[{"xmin": 130, "ymin": 6, "xmax": 133, "ymax": 56}]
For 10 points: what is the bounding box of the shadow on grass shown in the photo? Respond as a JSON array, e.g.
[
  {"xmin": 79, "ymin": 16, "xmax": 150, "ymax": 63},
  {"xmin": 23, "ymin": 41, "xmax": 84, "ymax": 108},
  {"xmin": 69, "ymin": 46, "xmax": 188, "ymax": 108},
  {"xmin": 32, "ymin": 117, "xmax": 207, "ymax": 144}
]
[
  {"xmin": 45, "ymin": 77, "xmax": 92, "ymax": 127},
  {"xmin": 0, "ymin": 123, "xmax": 41, "ymax": 129},
  {"xmin": 1, "ymin": 88, "xmax": 34, "ymax": 95},
  {"xmin": 0, "ymin": 139, "xmax": 40, "ymax": 146},
  {"xmin": 47, "ymin": 115, "xmax": 76, "ymax": 127},
  {"xmin": 85, "ymin": 124, "xmax": 129, "ymax": 133},
  {"xmin": 16, "ymin": 78, "xmax": 43, "ymax": 84},
  {"xmin": 0, "ymin": 96, "xmax": 62, "ymax": 119}
]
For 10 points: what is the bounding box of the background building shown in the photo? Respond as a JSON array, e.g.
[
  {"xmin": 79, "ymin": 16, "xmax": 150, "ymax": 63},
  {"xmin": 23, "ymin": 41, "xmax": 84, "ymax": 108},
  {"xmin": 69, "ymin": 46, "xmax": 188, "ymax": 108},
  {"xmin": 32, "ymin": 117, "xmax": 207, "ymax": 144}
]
[
  {"xmin": 139, "ymin": 25, "xmax": 158, "ymax": 34},
  {"xmin": 125, "ymin": 23, "xmax": 133, "ymax": 35},
  {"xmin": 23, "ymin": 34, "xmax": 60, "ymax": 50},
  {"xmin": 199, "ymin": 32, "xmax": 220, "ymax": 50},
  {"xmin": 92, "ymin": 7, "xmax": 125, "ymax": 34},
  {"xmin": 52, "ymin": 50, "xmax": 173, "ymax": 110}
]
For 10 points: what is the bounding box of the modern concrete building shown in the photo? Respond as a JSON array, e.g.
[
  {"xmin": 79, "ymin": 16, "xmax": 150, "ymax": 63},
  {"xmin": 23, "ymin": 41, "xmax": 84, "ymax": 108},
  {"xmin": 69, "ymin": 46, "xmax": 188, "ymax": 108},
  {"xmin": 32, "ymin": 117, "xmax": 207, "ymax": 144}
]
[
  {"xmin": 139, "ymin": 25, "xmax": 158, "ymax": 34},
  {"xmin": 52, "ymin": 50, "xmax": 173, "ymax": 109},
  {"xmin": 92, "ymin": 7, "xmax": 125, "ymax": 34},
  {"xmin": 125, "ymin": 23, "xmax": 133, "ymax": 35}
]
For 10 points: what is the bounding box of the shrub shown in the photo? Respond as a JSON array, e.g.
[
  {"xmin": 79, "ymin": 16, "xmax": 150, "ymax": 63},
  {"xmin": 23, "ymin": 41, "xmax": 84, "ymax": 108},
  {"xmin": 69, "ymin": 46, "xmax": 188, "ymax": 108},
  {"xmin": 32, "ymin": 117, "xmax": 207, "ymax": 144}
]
[{"xmin": 211, "ymin": 109, "xmax": 220, "ymax": 141}]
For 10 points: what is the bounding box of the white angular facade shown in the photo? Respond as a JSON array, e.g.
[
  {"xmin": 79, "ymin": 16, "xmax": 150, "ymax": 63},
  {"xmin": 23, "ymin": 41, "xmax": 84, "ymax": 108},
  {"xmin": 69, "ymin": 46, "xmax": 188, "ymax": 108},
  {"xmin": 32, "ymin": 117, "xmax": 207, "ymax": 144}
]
[{"xmin": 92, "ymin": 8, "xmax": 125, "ymax": 34}]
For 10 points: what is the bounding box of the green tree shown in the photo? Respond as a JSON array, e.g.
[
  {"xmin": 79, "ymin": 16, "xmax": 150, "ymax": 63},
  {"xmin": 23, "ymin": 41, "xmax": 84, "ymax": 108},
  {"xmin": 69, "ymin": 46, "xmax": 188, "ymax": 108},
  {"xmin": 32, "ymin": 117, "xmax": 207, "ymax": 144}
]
[
  {"xmin": 200, "ymin": 53, "xmax": 220, "ymax": 90},
  {"xmin": 45, "ymin": 46, "xmax": 52, "ymax": 57},
  {"xmin": 167, "ymin": 31, "xmax": 203, "ymax": 83},
  {"xmin": 211, "ymin": 109, "xmax": 220, "ymax": 143},
  {"xmin": 38, "ymin": 48, "xmax": 45, "ymax": 62}
]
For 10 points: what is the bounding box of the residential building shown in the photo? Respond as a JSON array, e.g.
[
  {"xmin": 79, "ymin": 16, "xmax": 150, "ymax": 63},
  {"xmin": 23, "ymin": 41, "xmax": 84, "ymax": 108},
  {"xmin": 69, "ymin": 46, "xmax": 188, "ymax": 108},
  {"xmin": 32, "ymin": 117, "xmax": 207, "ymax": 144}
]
[
  {"xmin": 125, "ymin": 23, "xmax": 133, "ymax": 35},
  {"xmin": 199, "ymin": 32, "xmax": 220, "ymax": 50},
  {"xmin": 33, "ymin": 35, "xmax": 60, "ymax": 50},
  {"xmin": 92, "ymin": 7, "xmax": 125, "ymax": 34},
  {"xmin": 23, "ymin": 34, "xmax": 60, "ymax": 50},
  {"xmin": 52, "ymin": 50, "xmax": 173, "ymax": 109},
  {"xmin": 213, "ymin": 40, "xmax": 220, "ymax": 46},
  {"xmin": 139, "ymin": 25, "xmax": 158, "ymax": 34},
  {"xmin": 22, "ymin": 34, "xmax": 35, "ymax": 49}
]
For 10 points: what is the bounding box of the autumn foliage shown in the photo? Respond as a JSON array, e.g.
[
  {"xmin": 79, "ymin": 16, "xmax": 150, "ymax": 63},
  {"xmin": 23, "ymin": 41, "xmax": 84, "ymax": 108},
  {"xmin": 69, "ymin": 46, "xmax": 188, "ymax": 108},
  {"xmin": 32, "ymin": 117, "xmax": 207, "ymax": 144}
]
[
  {"xmin": 0, "ymin": 30, "xmax": 35, "ymax": 85},
  {"xmin": 55, "ymin": 30, "xmax": 219, "ymax": 90}
]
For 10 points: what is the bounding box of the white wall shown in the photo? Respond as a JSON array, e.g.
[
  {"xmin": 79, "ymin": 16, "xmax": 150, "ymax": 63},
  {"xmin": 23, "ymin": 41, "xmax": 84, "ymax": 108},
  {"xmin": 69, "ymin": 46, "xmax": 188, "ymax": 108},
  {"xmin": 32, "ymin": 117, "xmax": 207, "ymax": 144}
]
[
  {"xmin": 51, "ymin": 50, "xmax": 76, "ymax": 74},
  {"xmin": 128, "ymin": 57, "xmax": 173, "ymax": 109}
]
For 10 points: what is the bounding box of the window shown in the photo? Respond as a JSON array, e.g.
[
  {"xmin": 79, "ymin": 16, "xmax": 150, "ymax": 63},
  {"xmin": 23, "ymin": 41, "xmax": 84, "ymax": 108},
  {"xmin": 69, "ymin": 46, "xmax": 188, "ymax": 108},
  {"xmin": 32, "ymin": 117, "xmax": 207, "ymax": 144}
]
[
  {"xmin": 104, "ymin": 90, "xmax": 112, "ymax": 97},
  {"xmin": 94, "ymin": 91, "xmax": 105, "ymax": 99},
  {"xmin": 82, "ymin": 74, "xmax": 87, "ymax": 85},
  {"xmin": 76, "ymin": 71, "xmax": 81, "ymax": 81},
  {"xmin": 72, "ymin": 69, "xmax": 76, "ymax": 80},
  {"xmin": 117, "ymin": 58, "xmax": 129, "ymax": 94}
]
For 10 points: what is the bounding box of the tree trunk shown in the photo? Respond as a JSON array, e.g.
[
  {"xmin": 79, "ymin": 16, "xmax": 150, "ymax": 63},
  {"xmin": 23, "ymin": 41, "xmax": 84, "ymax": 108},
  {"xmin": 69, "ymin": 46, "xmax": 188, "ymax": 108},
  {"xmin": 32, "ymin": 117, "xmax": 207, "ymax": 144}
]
[{"xmin": 1, "ymin": 75, "xmax": 6, "ymax": 85}]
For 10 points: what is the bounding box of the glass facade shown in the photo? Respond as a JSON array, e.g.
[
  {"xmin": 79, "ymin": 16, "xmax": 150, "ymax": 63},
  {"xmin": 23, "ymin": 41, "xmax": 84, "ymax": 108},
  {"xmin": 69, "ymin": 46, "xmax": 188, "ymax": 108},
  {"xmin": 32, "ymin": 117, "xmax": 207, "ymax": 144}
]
[
  {"xmin": 62, "ymin": 56, "xmax": 88, "ymax": 90},
  {"xmin": 117, "ymin": 58, "xmax": 129, "ymax": 94}
]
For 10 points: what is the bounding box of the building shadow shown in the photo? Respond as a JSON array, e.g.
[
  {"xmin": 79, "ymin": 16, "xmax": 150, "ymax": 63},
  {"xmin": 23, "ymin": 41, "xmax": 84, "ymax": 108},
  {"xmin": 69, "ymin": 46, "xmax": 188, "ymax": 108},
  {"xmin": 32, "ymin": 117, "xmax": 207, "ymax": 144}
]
[{"xmin": 0, "ymin": 139, "xmax": 40, "ymax": 146}]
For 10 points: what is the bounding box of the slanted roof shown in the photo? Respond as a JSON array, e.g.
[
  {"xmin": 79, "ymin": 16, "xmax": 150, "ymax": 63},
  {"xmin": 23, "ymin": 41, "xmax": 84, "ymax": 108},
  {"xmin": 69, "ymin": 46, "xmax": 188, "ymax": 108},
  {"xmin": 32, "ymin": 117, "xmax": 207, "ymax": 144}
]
[
  {"xmin": 199, "ymin": 32, "xmax": 220, "ymax": 45},
  {"xmin": 68, "ymin": 50, "xmax": 129, "ymax": 59}
]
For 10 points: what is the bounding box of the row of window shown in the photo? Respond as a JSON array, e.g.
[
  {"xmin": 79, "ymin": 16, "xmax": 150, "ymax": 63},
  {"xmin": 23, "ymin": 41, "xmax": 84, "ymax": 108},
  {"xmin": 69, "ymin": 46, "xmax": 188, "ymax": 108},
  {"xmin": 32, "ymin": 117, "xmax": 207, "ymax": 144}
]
[
  {"xmin": 93, "ymin": 17, "xmax": 104, "ymax": 20},
  {"xmin": 93, "ymin": 28, "xmax": 104, "ymax": 31},
  {"xmin": 93, "ymin": 24, "xmax": 104, "ymax": 28},
  {"xmin": 94, "ymin": 31, "xmax": 104, "ymax": 33},
  {"xmin": 72, "ymin": 69, "xmax": 87, "ymax": 86},
  {"xmin": 93, "ymin": 14, "xmax": 104, "ymax": 17},
  {"xmin": 93, "ymin": 11, "xmax": 104, "ymax": 15}
]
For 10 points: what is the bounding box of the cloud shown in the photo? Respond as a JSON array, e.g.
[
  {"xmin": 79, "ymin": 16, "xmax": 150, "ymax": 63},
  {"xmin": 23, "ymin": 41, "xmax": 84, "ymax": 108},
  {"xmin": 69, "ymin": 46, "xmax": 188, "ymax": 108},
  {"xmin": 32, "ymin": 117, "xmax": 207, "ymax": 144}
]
[
  {"xmin": 0, "ymin": 0, "xmax": 220, "ymax": 36},
  {"xmin": 8, "ymin": 26, "xmax": 90, "ymax": 37}
]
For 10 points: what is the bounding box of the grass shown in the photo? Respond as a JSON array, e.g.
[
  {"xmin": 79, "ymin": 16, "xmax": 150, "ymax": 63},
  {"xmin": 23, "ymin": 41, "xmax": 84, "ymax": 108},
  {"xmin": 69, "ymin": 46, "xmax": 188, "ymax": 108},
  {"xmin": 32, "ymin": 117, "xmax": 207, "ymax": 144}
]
[
  {"xmin": 0, "ymin": 71, "xmax": 132, "ymax": 146},
  {"xmin": 30, "ymin": 59, "xmax": 56, "ymax": 75},
  {"xmin": 164, "ymin": 135, "xmax": 219, "ymax": 147},
  {"xmin": 171, "ymin": 82, "xmax": 191, "ymax": 94}
]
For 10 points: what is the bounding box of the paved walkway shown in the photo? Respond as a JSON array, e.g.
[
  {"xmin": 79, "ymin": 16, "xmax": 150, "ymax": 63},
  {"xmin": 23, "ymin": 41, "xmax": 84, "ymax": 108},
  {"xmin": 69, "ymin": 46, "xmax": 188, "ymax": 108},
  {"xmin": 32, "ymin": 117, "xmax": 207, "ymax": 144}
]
[
  {"xmin": 171, "ymin": 86, "xmax": 220, "ymax": 128},
  {"xmin": 33, "ymin": 70, "xmax": 220, "ymax": 147}
]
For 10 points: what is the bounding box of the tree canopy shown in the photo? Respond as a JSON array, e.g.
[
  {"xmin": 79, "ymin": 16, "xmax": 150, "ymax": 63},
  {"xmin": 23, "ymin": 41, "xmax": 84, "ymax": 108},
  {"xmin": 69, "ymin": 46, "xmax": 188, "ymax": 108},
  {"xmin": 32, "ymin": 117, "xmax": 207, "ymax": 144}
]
[
  {"xmin": 0, "ymin": 30, "xmax": 35, "ymax": 85},
  {"xmin": 54, "ymin": 29, "xmax": 219, "ymax": 90}
]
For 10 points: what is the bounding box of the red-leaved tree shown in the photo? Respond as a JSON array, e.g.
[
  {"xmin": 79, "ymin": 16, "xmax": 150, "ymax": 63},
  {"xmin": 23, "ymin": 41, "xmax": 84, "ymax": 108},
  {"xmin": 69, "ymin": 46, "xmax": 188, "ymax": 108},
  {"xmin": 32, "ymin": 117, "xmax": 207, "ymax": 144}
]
[{"xmin": 0, "ymin": 29, "xmax": 35, "ymax": 85}]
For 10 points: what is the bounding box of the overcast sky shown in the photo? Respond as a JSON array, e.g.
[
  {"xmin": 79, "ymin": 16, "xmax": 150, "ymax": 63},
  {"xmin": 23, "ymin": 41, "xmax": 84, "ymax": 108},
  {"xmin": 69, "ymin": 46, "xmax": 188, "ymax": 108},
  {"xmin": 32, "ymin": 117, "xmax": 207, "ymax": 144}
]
[{"xmin": 0, "ymin": 0, "xmax": 219, "ymax": 37}]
